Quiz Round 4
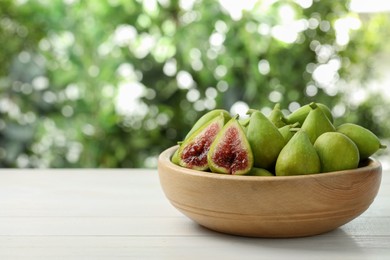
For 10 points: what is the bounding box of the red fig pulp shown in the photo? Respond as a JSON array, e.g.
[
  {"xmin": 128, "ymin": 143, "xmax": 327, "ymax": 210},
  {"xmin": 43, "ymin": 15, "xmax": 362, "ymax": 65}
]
[
  {"xmin": 207, "ymin": 117, "xmax": 253, "ymax": 175},
  {"xmin": 177, "ymin": 114, "xmax": 225, "ymax": 170}
]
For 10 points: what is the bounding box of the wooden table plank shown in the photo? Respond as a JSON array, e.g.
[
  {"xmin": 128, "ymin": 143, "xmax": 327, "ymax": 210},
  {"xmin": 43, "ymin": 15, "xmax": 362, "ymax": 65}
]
[
  {"xmin": 0, "ymin": 215, "xmax": 388, "ymax": 236},
  {"xmin": 0, "ymin": 235, "xmax": 389, "ymax": 260},
  {"xmin": 0, "ymin": 168, "xmax": 389, "ymax": 259},
  {"xmin": 0, "ymin": 169, "xmax": 177, "ymax": 217}
]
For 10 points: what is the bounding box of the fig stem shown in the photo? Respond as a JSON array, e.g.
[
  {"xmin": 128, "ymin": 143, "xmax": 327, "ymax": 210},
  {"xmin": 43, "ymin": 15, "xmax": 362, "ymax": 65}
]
[
  {"xmin": 246, "ymin": 109, "xmax": 258, "ymax": 115},
  {"xmin": 289, "ymin": 127, "xmax": 300, "ymax": 133},
  {"xmin": 309, "ymin": 102, "xmax": 318, "ymax": 110},
  {"xmin": 380, "ymin": 144, "xmax": 387, "ymax": 149},
  {"xmin": 291, "ymin": 122, "xmax": 300, "ymax": 128}
]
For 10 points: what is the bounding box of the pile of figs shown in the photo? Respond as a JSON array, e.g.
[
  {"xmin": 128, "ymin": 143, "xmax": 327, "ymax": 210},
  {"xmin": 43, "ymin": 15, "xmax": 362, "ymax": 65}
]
[{"xmin": 171, "ymin": 102, "xmax": 386, "ymax": 176}]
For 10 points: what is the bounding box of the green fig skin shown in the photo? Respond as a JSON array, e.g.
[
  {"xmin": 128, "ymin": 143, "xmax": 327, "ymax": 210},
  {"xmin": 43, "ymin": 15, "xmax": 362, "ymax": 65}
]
[
  {"xmin": 245, "ymin": 167, "xmax": 274, "ymax": 176},
  {"xmin": 314, "ymin": 132, "xmax": 360, "ymax": 173},
  {"xmin": 238, "ymin": 117, "xmax": 250, "ymax": 127},
  {"xmin": 171, "ymin": 141, "xmax": 184, "ymax": 165},
  {"xmin": 301, "ymin": 102, "xmax": 336, "ymax": 144},
  {"xmin": 184, "ymin": 109, "xmax": 231, "ymax": 140},
  {"xmin": 268, "ymin": 103, "xmax": 287, "ymax": 128},
  {"xmin": 275, "ymin": 130, "xmax": 321, "ymax": 176},
  {"xmin": 207, "ymin": 116, "xmax": 253, "ymax": 175},
  {"xmin": 336, "ymin": 123, "xmax": 387, "ymax": 159},
  {"xmin": 177, "ymin": 113, "xmax": 225, "ymax": 171},
  {"xmin": 286, "ymin": 102, "xmax": 333, "ymax": 125},
  {"xmin": 238, "ymin": 117, "xmax": 250, "ymax": 134},
  {"xmin": 171, "ymin": 148, "xmax": 180, "ymax": 165},
  {"xmin": 246, "ymin": 110, "xmax": 286, "ymax": 170},
  {"xmin": 278, "ymin": 122, "xmax": 300, "ymax": 143}
]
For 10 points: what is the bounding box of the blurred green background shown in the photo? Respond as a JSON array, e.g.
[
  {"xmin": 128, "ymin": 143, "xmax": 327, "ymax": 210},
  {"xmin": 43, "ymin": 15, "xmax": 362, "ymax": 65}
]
[{"xmin": 1, "ymin": 0, "xmax": 389, "ymax": 168}]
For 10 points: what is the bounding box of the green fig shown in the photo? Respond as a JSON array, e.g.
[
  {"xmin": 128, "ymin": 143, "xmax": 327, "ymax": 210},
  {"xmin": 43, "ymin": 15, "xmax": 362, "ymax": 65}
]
[
  {"xmin": 246, "ymin": 109, "xmax": 286, "ymax": 169},
  {"xmin": 275, "ymin": 129, "xmax": 321, "ymax": 176},
  {"xmin": 177, "ymin": 113, "xmax": 225, "ymax": 170},
  {"xmin": 208, "ymin": 116, "xmax": 253, "ymax": 175},
  {"xmin": 268, "ymin": 103, "xmax": 287, "ymax": 128},
  {"xmin": 301, "ymin": 102, "xmax": 336, "ymax": 144},
  {"xmin": 245, "ymin": 167, "xmax": 274, "ymax": 176},
  {"xmin": 336, "ymin": 123, "xmax": 387, "ymax": 159},
  {"xmin": 286, "ymin": 102, "xmax": 333, "ymax": 125},
  {"xmin": 278, "ymin": 122, "xmax": 300, "ymax": 143},
  {"xmin": 314, "ymin": 132, "xmax": 360, "ymax": 172},
  {"xmin": 184, "ymin": 109, "xmax": 231, "ymax": 140}
]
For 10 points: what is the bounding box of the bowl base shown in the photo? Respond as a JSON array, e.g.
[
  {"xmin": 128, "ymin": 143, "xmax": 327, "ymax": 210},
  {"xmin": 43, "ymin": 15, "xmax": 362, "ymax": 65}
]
[{"xmin": 171, "ymin": 199, "xmax": 364, "ymax": 238}]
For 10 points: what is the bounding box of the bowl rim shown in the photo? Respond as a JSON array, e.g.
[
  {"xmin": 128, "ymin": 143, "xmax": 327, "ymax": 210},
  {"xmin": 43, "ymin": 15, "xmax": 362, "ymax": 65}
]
[{"xmin": 158, "ymin": 145, "xmax": 382, "ymax": 182}]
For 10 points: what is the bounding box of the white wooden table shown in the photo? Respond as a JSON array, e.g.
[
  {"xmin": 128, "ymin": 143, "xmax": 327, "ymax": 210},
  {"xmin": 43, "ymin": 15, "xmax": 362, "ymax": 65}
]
[{"xmin": 0, "ymin": 165, "xmax": 389, "ymax": 259}]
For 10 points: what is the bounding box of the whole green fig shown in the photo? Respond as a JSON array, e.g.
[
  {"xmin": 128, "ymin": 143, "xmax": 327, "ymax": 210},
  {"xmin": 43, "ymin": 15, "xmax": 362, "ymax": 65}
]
[
  {"xmin": 301, "ymin": 102, "xmax": 335, "ymax": 144},
  {"xmin": 246, "ymin": 109, "xmax": 285, "ymax": 170},
  {"xmin": 314, "ymin": 132, "xmax": 360, "ymax": 173},
  {"xmin": 275, "ymin": 130, "xmax": 321, "ymax": 176},
  {"xmin": 286, "ymin": 102, "xmax": 333, "ymax": 125},
  {"xmin": 337, "ymin": 123, "xmax": 386, "ymax": 159},
  {"xmin": 268, "ymin": 103, "xmax": 287, "ymax": 128}
]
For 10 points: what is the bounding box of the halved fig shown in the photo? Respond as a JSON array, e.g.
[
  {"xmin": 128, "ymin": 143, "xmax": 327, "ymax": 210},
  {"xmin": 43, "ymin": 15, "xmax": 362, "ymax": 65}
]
[
  {"xmin": 207, "ymin": 116, "xmax": 253, "ymax": 175},
  {"xmin": 177, "ymin": 113, "xmax": 225, "ymax": 170}
]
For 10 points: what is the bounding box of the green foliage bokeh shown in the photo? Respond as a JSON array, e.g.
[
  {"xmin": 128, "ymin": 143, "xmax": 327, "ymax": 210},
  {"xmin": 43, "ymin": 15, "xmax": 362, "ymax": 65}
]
[{"xmin": 1, "ymin": 0, "xmax": 389, "ymax": 168}]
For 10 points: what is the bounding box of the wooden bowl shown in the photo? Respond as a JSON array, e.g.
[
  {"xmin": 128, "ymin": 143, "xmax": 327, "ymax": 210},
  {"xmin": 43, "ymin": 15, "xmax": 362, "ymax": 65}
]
[{"xmin": 158, "ymin": 146, "xmax": 382, "ymax": 238}]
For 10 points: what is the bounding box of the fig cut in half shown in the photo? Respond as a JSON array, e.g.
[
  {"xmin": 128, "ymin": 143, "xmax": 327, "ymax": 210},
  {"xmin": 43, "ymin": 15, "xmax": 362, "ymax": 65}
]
[
  {"xmin": 177, "ymin": 113, "xmax": 225, "ymax": 171},
  {"xmin": 207, "ymin": 116, "xmax": 254, "ymax": 175}
]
